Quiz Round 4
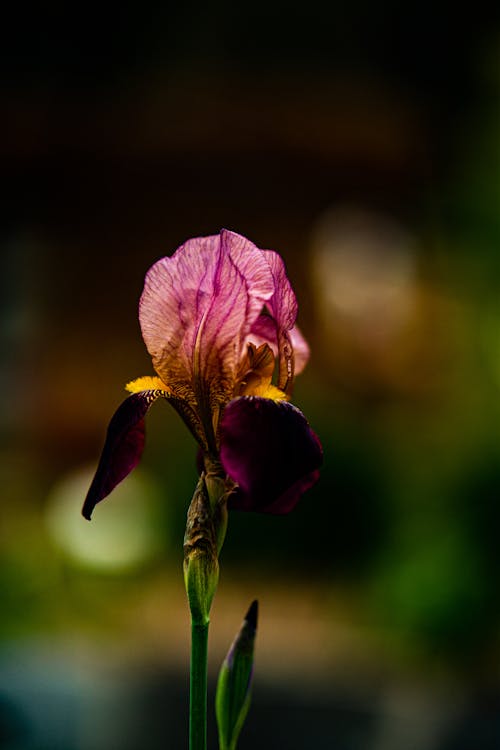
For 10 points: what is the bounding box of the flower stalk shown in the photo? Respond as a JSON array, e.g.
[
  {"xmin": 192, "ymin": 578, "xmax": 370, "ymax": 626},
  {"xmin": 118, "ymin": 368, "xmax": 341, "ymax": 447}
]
[
  {"xmin": 189, "ymin": 620, "xmax": 209, "ymax": 750},
  {"xmin": 183, "ymin": 468, "xmax": 228, "ymax": 749}
]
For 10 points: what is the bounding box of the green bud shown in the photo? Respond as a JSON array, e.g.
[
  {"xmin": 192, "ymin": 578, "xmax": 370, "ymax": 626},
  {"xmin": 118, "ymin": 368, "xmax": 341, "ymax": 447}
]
[
  {"xmin": 183, "ymin": 475, "xmax": 219, "ymax": 626},
  {"xmin": 216, "ymin": 600, "xmax": 258, "ymax": 750}
]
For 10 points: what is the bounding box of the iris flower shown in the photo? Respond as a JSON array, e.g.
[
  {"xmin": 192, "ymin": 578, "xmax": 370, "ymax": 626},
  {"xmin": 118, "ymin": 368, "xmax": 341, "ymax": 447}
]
[{"xmin": 82, "ymin": 229, "xmax": 322, "ymax": 520}]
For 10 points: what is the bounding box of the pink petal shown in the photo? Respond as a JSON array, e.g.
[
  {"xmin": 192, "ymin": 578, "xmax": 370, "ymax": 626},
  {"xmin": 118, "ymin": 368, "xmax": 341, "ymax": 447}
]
[
  {"xmin": 262, "ymin": 250, "xmax": 298, "ymax": 329},
  {"xmin": 82, "ymin": 391, "xmax": 163, "ymax": 520},
  {"xmin": 219, "ymin": 397, "xmax": 322, "ymax": 514},
  {"xmin": 139, "ymin": 230, "xmax": 275, "ymax": 429},
  {"xmin": 248, "ymin": 317, "xmax": 310, "ymax": 377},
  {"xmin": 250, "ymin": 250, "xmax": 309, "ymax": 390},
  {"xmin": 290, "ymin": 325, "xmax": 310, "ymax": 376}
]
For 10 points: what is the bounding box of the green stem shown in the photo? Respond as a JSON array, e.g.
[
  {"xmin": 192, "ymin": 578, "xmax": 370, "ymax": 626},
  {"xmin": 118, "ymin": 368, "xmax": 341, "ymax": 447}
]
[{"xmin": 190, "ymin": 619, "xmax": 209, "ymax": 750}]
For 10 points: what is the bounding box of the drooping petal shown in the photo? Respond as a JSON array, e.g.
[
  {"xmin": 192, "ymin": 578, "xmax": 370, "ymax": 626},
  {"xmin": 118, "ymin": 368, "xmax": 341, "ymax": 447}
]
[
  {"xmin": 82, "ymin": 390, "xmax": 164, "ymax": 520},
  {"xmin": 127, "ymin": 375, "xmax": 208, "ymax": 449},
  {"xmin": 139, "ymin": 230, "xmax": 275, "ymax": 443},
  {"xmin": 219, "ymin": 397, "xmax": 322, "ymax": 514}
]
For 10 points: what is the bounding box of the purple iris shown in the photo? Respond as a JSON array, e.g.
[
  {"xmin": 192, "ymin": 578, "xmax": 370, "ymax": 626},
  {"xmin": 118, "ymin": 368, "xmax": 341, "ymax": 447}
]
[{"xmin": 83, "ymin": 229, "xmax": 322, "ymax": 520}]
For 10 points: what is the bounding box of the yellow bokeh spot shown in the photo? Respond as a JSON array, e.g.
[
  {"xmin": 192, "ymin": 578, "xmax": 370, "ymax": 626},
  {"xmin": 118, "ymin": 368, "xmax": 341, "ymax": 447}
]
[
  {"xmin": 125, "ymin": 375, "xmax": 171, "ymax": 394},
  {"xmin": 45, "ymin": 465, "xmax": 165, "ymax": 571}
]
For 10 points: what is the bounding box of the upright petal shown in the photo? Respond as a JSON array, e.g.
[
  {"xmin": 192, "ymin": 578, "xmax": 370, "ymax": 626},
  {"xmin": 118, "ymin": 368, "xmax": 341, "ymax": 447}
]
[
  {"xmin": 248, "ymin": 317, "xmax": 310, "ymax": 378},
  {"xmin": 263, "ymin": 250, "xmax": 298, "ymax": 392},
  {"xmin": 219, "ymin": 397, "xmax": 322, "ymax": 514},
  {"xmin": 289, "ymin": 325, "xmax": 310, "ymax": 376},
  {"xmin": 82, "ymin": 390, "xmax": 164, "ymax": 520},
  {"xmin": 139, "ymin": 230, "xmax": 275, "ymax": 443},
  {"xmin": 262, "ymin": 250, "xmax": 298, "ymax": 329},
  {"xmin": 248, "ymin": 251, "xmax": 309, "ymax": 392}
]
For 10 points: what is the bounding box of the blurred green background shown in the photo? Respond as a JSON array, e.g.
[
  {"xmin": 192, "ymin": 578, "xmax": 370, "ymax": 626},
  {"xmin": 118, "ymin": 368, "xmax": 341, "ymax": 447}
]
[{"xmin": 1, "ymin": 3, "xmax": 499, "ymax": 748}]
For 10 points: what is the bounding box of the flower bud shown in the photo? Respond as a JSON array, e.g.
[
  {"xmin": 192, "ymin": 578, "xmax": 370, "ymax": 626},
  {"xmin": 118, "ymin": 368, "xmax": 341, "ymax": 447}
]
[
  {"xmin": 183, "ymin": 475, "xmax": 219, "ymax": 625},
  {"xmin": 216, "ymin": 600, "xmax": 258, "ymax": 750}
]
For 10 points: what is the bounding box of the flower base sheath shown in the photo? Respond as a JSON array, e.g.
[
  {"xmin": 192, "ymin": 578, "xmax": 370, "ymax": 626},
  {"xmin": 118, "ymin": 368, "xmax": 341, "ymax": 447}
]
[{"xmin": 83, "ymin": 229, "xmax": 322, "ymax": 520}]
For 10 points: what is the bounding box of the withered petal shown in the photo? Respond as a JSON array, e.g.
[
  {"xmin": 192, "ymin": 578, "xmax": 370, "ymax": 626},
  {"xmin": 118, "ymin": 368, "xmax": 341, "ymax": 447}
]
[{"xmin": 219, "ymin": 397, "xmax": 322, "ymax": 514}]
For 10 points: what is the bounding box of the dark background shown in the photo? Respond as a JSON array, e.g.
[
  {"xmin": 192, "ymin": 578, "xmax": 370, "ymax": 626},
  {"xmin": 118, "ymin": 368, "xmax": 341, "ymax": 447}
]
[{"xmin": 1, "ymin": 4, "xmax": 499, "ymax": 749}]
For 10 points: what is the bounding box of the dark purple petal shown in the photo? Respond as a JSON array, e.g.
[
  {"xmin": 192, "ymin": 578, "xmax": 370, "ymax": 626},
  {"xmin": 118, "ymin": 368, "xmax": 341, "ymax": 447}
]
[
  {"xmin": 82, "ymin": 391, "xmax": 162, "ymax": 520},
  {"xmin": 219, "ymin": 397, "xmax": 322, "ymax": 514}
]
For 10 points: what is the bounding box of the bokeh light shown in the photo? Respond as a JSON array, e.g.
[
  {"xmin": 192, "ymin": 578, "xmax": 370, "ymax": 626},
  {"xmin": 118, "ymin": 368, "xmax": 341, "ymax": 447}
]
[{"xmin": 45, "ymin": 467, "xmax": 165, "ymax": 572}]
